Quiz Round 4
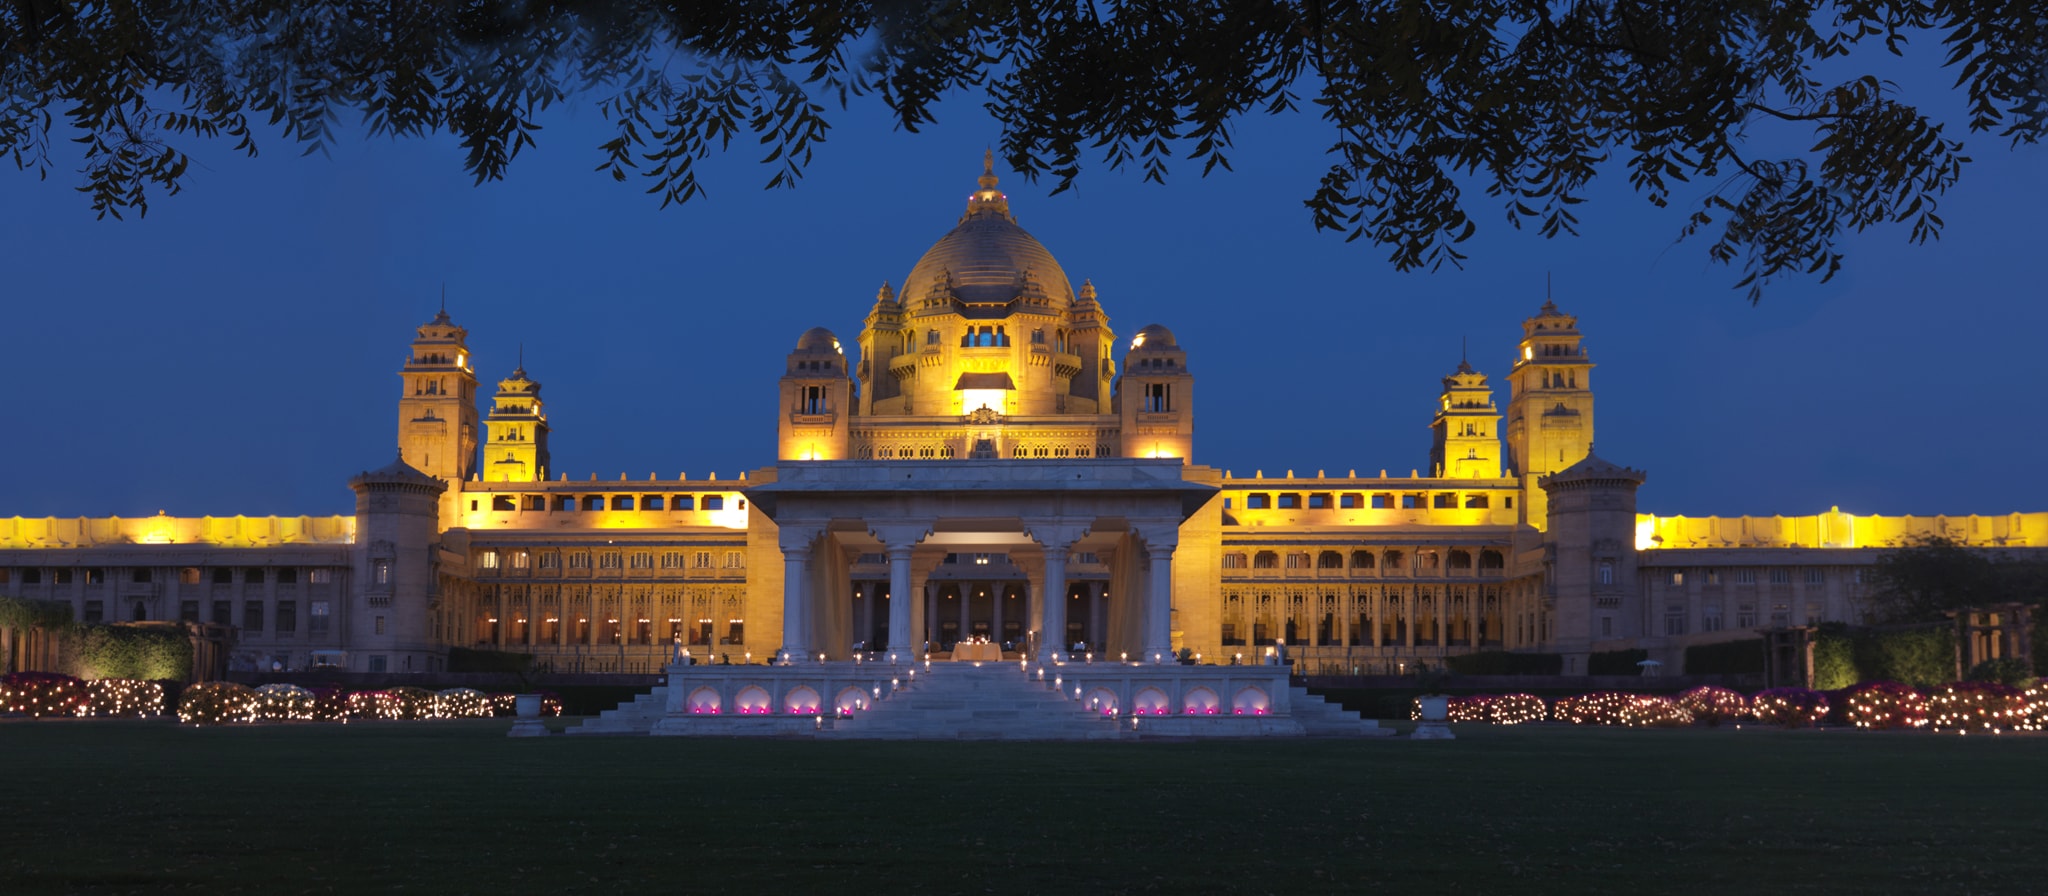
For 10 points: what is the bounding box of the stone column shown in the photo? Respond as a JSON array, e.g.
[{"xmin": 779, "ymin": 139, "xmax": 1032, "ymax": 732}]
[
  {"xmin": 1139, "ymin": 529, "xmax": 1177, "ymax": 663},
  {"xmin": 1026, "ymin": 523, "xmax": 1085, "ymax": 663},
  {"xmin": 778, "ymin": 528, "xmax": 815, "ymax": 663},
  {"xmin": 1089, "ymin": 582, "xmax": 1107, "ymax": 652},
  {"xmin": 888, "ymin": 549, "xmax": 913, "ymax": 660},
  {"xmin": 958, "ymin": 583, "xmax": 971, "ymax": 645},
  {"xmin": 991, "ymin": 585, "xmax": 1004, "ymax": 648}
]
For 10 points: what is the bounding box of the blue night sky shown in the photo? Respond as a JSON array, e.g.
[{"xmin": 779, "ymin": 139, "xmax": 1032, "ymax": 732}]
[{"xmin": 1, "ymin": 50, "xmax": 2042, "ymax": 521}]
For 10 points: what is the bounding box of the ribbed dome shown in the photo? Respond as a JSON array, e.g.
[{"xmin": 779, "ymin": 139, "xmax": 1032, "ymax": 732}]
[
  {"xmin": 795, "ymin": 327, "xmax": 840, "ymax": 352},
  {"xmin": 900, "ymin": 157, "xmax": 1074, "ymax": 312},
  {"xmin": 1131, "ymin": 324, "xmax": 1177, "ymax": 350}
]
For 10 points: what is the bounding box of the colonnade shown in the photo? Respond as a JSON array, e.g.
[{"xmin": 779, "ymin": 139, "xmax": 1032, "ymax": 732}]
[{"xmin": 840, "ymin": 579, "xmax": 1113, "ymax": 654}]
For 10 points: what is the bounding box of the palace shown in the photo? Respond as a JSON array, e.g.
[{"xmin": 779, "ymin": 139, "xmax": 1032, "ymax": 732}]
[{"xmin": 4, "ymin": 158, "xmax": 2045, "ymax": 686}]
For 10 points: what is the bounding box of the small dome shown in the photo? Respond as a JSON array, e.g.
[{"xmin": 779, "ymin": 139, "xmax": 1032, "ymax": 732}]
[
  {"xmin": 1131, "ymin": 324, "xmax": 1177, "ymax": 351},
  {"xmin": 796, "ymin": 327, "xmax": 841, "ymax": 353}
]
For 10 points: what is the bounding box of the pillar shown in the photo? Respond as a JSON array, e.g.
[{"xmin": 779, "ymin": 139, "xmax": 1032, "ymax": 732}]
[
  {"xmin": 778, "ymin": 528, "xmax": 815, "ymax": 663},
  {"xmin": 1026, "ymin": 523, "xmax": 1085, "ymax": 663},
  {"xmin": 1143, "ymin": 534, "xmax": 1176, "ymax": 663},
  {"xmin": 887, "ymin": 548, "xmax": 912, "ymax": 660},
  {"xmin": 1089, "ymin": 582, "xmax": 1107, "ymax": 652}
]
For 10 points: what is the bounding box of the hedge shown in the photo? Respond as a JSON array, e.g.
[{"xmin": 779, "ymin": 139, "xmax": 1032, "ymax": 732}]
[
  {"xmin": 66, "ymin": 624, "xmax": 193, "ymax": 682},
  {"xmin": 1684, "ymin": 639, "xmax": 1765, "ymax": 675},
  {"xmin": 1588, "ymin": 648, "xmax": 1649, "ymax": 676},
  {"xmin": 0, "ymin": 596, "xmax": 73, "ymax": 629},
  {"xmin": 1813, "ymin": 624, "xmax": 1955, "ymax": 689},
  {"xmin": 1443, "ymin": 651, "xmax": 1564, "ymax": 675}
]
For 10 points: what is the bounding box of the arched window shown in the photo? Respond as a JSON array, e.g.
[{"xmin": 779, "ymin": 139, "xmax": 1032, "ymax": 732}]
[
  {"xmin": 1252, "ymin": 551, "xmax": 1279, "ymax": 569},
  {"xmin": 1317, "ymin": 551, "xmax": 1344, "ymax": 569},
  {"xmin": 1383, "ymin": 549, "xmax": 1405, "ymax": 570},
  {"xmin": 1448, "ymin": 550, "xmax": 1472, "ymax": 570},
  {"xmin": 1350, "ymin": 550, "xmax": 1374, "ymax": 569},
  {"xmin": 1479, "ymin": 550, "xmax": 1505, "ymax": 570}
]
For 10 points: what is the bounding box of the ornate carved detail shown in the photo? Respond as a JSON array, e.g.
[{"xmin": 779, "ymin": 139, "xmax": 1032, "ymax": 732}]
[{"xmin": 964, "ymin": 406, "xmax": 1003, "ymax": 425}]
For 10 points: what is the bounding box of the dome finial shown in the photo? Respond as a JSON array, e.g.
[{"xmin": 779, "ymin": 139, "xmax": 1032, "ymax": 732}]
[
  {"xmin": 980, "ymin": 147, "xmax": 997, "ymax": 189},
  {"xmin": 964, "ymin": 150, "xmax": 1012, "ymax": 221}
]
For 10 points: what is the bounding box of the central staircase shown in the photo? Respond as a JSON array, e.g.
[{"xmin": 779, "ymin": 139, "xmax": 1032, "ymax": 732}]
[{"xmin": 823, "ymin": 663, "xmax": 1129, "ymax": 741}]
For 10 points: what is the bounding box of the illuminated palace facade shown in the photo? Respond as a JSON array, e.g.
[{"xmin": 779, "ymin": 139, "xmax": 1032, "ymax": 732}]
[{"xmin": 4, "ymin": 161, "xmax": 2045, "ymax": 678}]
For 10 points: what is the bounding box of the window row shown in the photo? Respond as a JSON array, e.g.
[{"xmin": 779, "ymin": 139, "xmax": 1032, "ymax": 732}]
[
  {"xmin": 476, "ymin": 493, "xmax": 740, "ymax": 513},
  {"xmin": 476, "ymin": 549, "xmax": 746, "ymax": 573},
  {"xmin": 1652, "ymin": 567, "xmax": 1855, "ymax": 587},
  {"xmin": 1229, "ymin": 492, "xmax": 1507, "ymax": 511},
  {"xmin": 77, "ymin": 598, "xmax": 331, "ymax": 634},
  {"xmin": 1222, "ymin": 548, "xmax": 1505, "ymax": 572},
  {"xmin": 3, "ymin": 567, "xmax": 334, "ymax": 586}
]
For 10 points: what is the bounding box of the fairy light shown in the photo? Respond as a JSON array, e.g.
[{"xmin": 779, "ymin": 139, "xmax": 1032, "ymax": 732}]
[
  {"xmin": 1750, "ymin": 688, "xmax": 1828, "ymax": 728},
  {"xmin": 1842, "ymin": 681, "xmax": 1928, "ymax": 730},
  {"xmin": 1676, "ymin": 686, "xmax": 1750, "ymax": 725}
]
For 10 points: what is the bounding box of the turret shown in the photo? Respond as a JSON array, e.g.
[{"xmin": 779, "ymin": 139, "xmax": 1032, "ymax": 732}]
[
  {"xmin": 482, "ymin": 354, "xmax": 550, "ymax": 482},
  {"xmin": 1116, "ymin": 324, "xmax": 1193, "ymax": 460},
  {"xmin": 1504, "ymin": 299, "xmax": 1595, "ymax": 529},
  {"xmin": 1539, "ymin": 450, "xmax": 1646, "ymax": 669},
  {"xmin": 396, "ymin": 305, "xmax": 479, "ymax": 527},
  {"xmin": 1430, "ymin": 356, "xmax": 1502, "ymax": 479},
  {"xmin": 778, "ymin": 328, "xmax": 853, "ymax": 460}
]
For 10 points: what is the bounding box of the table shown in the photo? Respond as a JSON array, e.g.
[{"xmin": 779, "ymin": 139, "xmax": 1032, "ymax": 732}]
[{"xmin": 952, "ymin": 642, "xmax": 1002, "ymax": 661}]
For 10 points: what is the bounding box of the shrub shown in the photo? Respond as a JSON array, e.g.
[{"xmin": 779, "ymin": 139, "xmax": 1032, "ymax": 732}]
[
  {"xmin": 1841, "ymin": 681, "xmax": 1928, "ymax": 730},
  {"xmin": 1485, "ymin": 693, "xmax": 1547, "ymax": 725},
  {"xmin": 85, "ymin": 679, "xmax": 167, "ymax": 717},
  {"xmin": 254, "ymin": 684, "xmax": 317, "ymax": 721},
  {"xmin": 0, "ymin": 671, "xmax": 89, "ymax": 717},
  {"xmin": 2026, "ymin": 684, "xmax": 2047, "ymax": 730},
  {"xmin": 1554, "ymin": 692, "xmax": 1691, "ymax": 727},
  {"xmin": 1814, "ymin": 625, "xmax": 1957, "ymax": 689},
  {"xmin": 1684, "ymin": 639, "xmax": 1765, "ymax": 675},
  {"xmin": 434, "ymin": 688, "xmax": 494, "ymax": 718},
  {"xmin": 1927, "ymin": 682, "xmax": 2033, "ymax": 732},
  {"xmin": 385, "ymin": 686, "xmax": 436, "ymax": 720},
  {"xmin": 348, "ymin": 690, "xmax": 399, "ymax": 720},
  {"xmin": 1443, "ymin": 651, "xmax": 1564, "ymax": 675},
  {"xmin": 309, "ymin": 688, "xmax": 350, "ymax": 721},
  {"xmin": 178, "ymin": 682, "xmax": 258, "ymax": 724},
  {"xmin": 1751, "ymin": 688, "xmax": 1829, "ymax": 727},
  {"xmin": 1588, "ymin": 649, "xmax": 1650, "ymax": 676},
  {"xmin": 1676, "ymin": 686, "xmax": 1749, "ymax": 725},
  {"xmin": 1964, "ymin": 658, "xmax": 2036, "ymax": 687},
  {"xmin": 65, "ymin": 624, "xmax": 194, "ymax": 682}
]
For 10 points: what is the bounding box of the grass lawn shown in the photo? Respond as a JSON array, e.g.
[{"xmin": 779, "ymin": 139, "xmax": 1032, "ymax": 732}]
[{"xmin": 0, "ymin": 719, "xmax": 2041, "ymax": 895}]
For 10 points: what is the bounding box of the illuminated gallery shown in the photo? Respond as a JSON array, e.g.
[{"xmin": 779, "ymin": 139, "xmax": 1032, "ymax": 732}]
[{"xmin": 3, "ymin": 160, "xmax": 2042, "ymax": 736}]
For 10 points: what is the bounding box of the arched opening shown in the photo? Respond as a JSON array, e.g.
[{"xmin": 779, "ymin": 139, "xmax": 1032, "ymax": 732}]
[
  {"xmin": 1131, "ymin": 687, "xmax": 1170, "ymax": 716},
  {"xmin": 1183, "ymin": 686, "xmax": 1220, "ymax": 715},
  {"xmin": 783, "ymin": 685, "xmax": 821, "ymax": 715},
  {"xmin": 733, "ymin": 685, "xmax": 771, "ymax": 715},
  {"xmin": 686, "ymin": 687, "xmax": 722, "ymax": 715},
  {"xmin": 1084, "ymin": 687, "xmax": 1119, "ymax": 716},
  {"xmin": 1232, "ymin": 686, "xmax": 1271, "ymax": 716}
]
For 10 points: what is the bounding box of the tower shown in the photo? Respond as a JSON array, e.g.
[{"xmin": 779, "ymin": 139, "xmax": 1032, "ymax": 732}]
[
  {"xmin": 1116, "ymin": 324, "xmax": 1194, "ymax": 460},
  {"xmin": 396, "ymin": 307, "xmax": 479, "ymax": 527},
  {"xmin": 1504, "ymin": 300, "xmax": 1594, "ymax": 528},
  {"xmin": 1430, "ymin": 355, "xmax": 1502, "ymax": 479},
  {"xmin": 1539, "ymin": 451, "xmax": 1646, "ymax": 668},
  {"xmin": 348, "ymin": 455, "xmax": 448, "ymax": 673},
  {"xmin": 482, "ymin": 355, "xmax": 550, "ymax": 482},
  {"xmin": 779, "ymin": 328, "xmax": 853, "ymax": 460}
]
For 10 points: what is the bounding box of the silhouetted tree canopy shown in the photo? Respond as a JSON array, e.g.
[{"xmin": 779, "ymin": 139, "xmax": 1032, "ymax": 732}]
[
  {"xmin": 1867, "ymin": 535, "xmax": 2048, "ymax": 623},
  {"xmin": 3, "ymin": 1, "xmax": 2042, "ymax": 299}
]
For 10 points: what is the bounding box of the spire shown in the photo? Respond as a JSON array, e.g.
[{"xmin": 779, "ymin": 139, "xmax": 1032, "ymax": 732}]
[
  {"xmin": 964, "ymin": 150, "xmax": 1013, "ymax": 222},
  {"xmin": 1457, "ymin": 336, "xmax": 1473, "ymax": 373},
  {"xmin": 514, "ymin": 342, "xmax": 525, "ymax": 377}
]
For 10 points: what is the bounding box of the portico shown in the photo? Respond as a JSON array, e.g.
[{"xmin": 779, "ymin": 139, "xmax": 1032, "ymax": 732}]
[{"xmin": 745, "ymin": 458, "xmax": 1211, "ymax": 664}]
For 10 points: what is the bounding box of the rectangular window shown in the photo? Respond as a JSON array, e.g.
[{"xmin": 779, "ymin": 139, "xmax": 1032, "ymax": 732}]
[
  {"xmin": 1706, "ymin": 569, "xmax": 1721, "ymax": 585},
  {"xmin": 83, "ymin": 600, "xmax": 103, "ymax": 623},
  {"xmin": 511, "ymin": 551, "xmax": 531, "ymax": 570},
  {"xmin": 724, "ymin": 551, "xmax": 746, "ymax": 570},
  {"xmin": 1340, "ymin": 494, "xmax": 1362, "ymax": 509},
  {"xmin": 569, "ymin": 553, "xmax": 592, "ymax": 570},
  {"xmin": 212, "ymin": 601, "xmax": 232, "ymax": 625},
  {"xmin": 661, "ymin": 551, "xmax": 683, "ymax": 570},
  {"xmin": 643, "ymin": 495, "xmax": 665, "ymax": 511},
  {"xmin": 1665, "ymin": 614, "xmax": 1688, "ymax": 636},
  {"xmin": 1401, "ymin": 494, "xmax": 1423, "ymax": 509},
  {"xmin": 1769, "ymin": 569, "xmax": 1791, "ymax": 585},
  {"xmin": 276, "ymin": 568, "xmax": 297, "ymax": 584},
  {"xmin": 1245, "ymin": 493, "xmax": 1269, "ymax": 509},
  {"xmin": 373, "ymin": 560, "xmax": 391, "ymax": 585},
  {"xmin": 693, "ymin": 551, "xmax": 713, "ymax": 569},
  {"xmin": 1464, "ymin": 494, "xmax": 1489, "ymax": 508},
  {"xmin": 1221, "ymin": 553, "xmax": 1247, "ymax": 569},
  {"xmin": 703, "ymin": 495, "xmax": 725, "ymax": 511},
  {"xmin": 612, "ymin": 495, "xmax": 634, "ymax": 511},
  {"xmin": 277, "ymin": 601, "xmax": 298, "ymax": 634},
  {"xmin": 368, "ymin": 655, "xmax": 387, "ymax": 673},
  {"xmin": 1432, "ymin": 493, "xmax": 1456, "ymax": 509},
  {"xmin": 492, "ymin": 495, "xmax": 517, "ymax": 511},
  {"xmin": 245, "ymin": 568, "xmax": 265, "ymax": 585},
  {"xmin": 20, "ymin": 568, "xmax": 39, "ymax": 584},
  {"xmin": 1804, "ymin": 569, "xmax": 1825, "ymax": 585},
  {"xmin": 1701, "ymin": 612, "xmax": 1723, "ymax": 632},
  {"xmin": 478, "ymin": 550, "xmax": 501, "ymax": 570},
  {"xmin": 179, "ymin": 600, "xmax": 199, "ymax": 622},
  {"xmin": 526, "ymin": 495, "xmax": 546, "ymax": 511},
  {"xmin": 598, "ymin": 553, "xmax": 622, "ymax": 570},
  {"xmin": 374, "ymin": 615, "xmax": 385, "ymax": 635},
  {"xmin": 538, "ymin": 552, "xmax": 560, "ymax": 570},
  {"xmin": 1667, "ymin": 571, "xmax": 1685, "ymax": 586},
  {"xmin": 555, "ymin": 495, "xmax": 576, "ymax": 512},
  {"xmin": 1600, "ymin": 617, "xmax": 1613, "ymax": 637},
  {"xmin": 673, "ymin": 495, "xmax": 695, "ymax": 511},
  {"xmin": 1307, "ymin": 494, "xmax": 1329, "ymax": 509},
  {"xmin": 244, "ymin": 601, "xmax": 264, "ymax": 632},
  {"xmin": 309, "ymin": 601, "xmax": 331, "ymax": 635},
  {"xmin": 130, "ymin": 568, "xmax": 151, "ymax": 583},
  {"xmin": 1735, "ymin": 569, "xmax": 1757, "ymax": 585},
  {"xmin": 88, "ymin": 568, "xmax": 106, "ymax": 585},
  {"xmin": 213, "ymin": 567, "xmax": 233, "ymax": 584},
  {"xmin": 54, "ymin": 569, "xmax": 74, "ymax": 585},
  {"xmin": 1277, "ymin": 494, "xmax": 1300, "ymax": 509},
  {"xmin": 180, "ymin": 568, "xmax": 205, "ymax": 585},
  {"xmin": 1285, "ymin": 553, "xmax": 1307, "ymax": 569},
  {"xmin": 1371, "ymin": 494, "xmax": 1392, "ymax": 509},
  {"xmin": 630, "ymin": 552, "xmax": 653, "ymax": 569},
  {"xmin": 1736, "ymin": 605, "xmax": 1757, "ymax": 628},
  {"xmin": 1143, "ymin": 382, "xmax": 1172, "ymax": 412},
  {"xmin": 1853, "ymin": 569, "xmax": 1868, "ymax": 584}
]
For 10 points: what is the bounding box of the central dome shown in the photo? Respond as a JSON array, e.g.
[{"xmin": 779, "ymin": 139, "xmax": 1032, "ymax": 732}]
[{"xmin": 900, "ymin": 156, "xmax": 1075, "ymax": 311}]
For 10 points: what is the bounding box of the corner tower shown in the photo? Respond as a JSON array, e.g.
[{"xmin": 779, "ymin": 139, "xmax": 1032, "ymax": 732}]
[
  {"xmin": 482, "ymin": 357, "xmax": 549, "ymax": 482},
  {"xmin": 397, "ymin": 307, "xmax": 479, "ymax": 525},
  {"xmin": 1117, "ymin": 325, "xmax": 1194, "ymax": 460},
  {"xmin": 1430, "ymin": 356, "xmax": 1501, "ymax": 479},
  {"xmin": 1504, "ymin": 300, "xmax": 1594, "ymax": 528},
  {"xmin": 779, "ymin": 328, "xmax": 853, "ymax": 460}
]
